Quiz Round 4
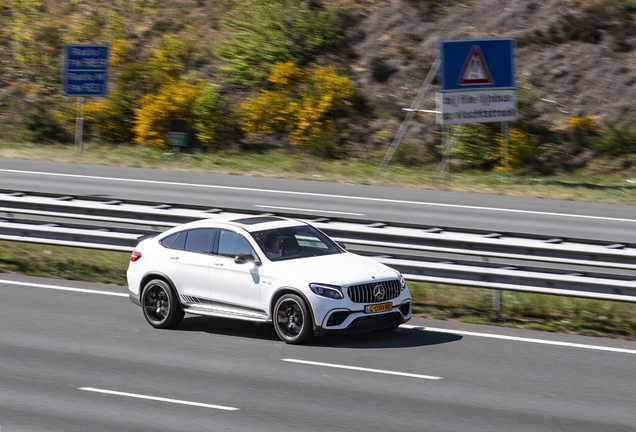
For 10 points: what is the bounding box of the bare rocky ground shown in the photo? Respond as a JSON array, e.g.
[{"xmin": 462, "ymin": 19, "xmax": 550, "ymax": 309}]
[{"xmin": 333, "ymin": 0, "xmax": 636, "ymax": 154}]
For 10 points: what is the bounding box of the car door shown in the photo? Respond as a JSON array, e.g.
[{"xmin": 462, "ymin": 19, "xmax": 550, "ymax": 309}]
[
  {"xmin": 209, "ymin": 229, "xmax": 262, "ymax": 310},
  {"xmin": 161, "ymin": 228, "xmax": 217, "ymax": 302}
]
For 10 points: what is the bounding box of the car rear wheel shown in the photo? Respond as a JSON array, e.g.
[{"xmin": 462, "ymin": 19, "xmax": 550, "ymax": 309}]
[
  {"xmin": 141, "ymin": 279, "xmax": 184, "ymax": 329},
  {"xmin": 274, "ymin": 294, "xmax": 313, "ymax": 344}
]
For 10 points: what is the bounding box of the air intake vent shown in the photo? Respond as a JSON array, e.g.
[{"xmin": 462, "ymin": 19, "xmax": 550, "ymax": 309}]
[
  {"xmin": 347, "ymin": 279, "xmax": 401, "ymax": 303},
  {"xmin": 399, "ymin": 302, "xmax": 411, "ymax": 317}
]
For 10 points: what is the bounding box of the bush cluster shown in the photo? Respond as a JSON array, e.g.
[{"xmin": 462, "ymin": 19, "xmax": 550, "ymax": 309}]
[
  {"xmin": 240, "ymin": 61, "xmax": 355, "ymax": 147},
  {"xmin": 6, "ymin": 0, "xmax": 347, "ymax": 151},
  {"xmin": 595, "ymin": 119, "xmax": 636, "ymax": 156},
  {"xmin": 218, "ymin": 0, "xmax": 341, "ymax": 86},
  {"xmin": 5, "ymin": 0, "xmax": 636, "ymax": 173}
]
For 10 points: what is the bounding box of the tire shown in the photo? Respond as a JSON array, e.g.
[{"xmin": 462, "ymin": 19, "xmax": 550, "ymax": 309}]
[
  {"xmin": 141, "ymin": 279, "xmax": 184, "ymax": 329},
  {"xmin": 273, "ymin": 294, "xmax": 314, "ymax": 344},
  {"xmin": 372, "ymin": 325, "xmax": 400, "ymax": 333}
]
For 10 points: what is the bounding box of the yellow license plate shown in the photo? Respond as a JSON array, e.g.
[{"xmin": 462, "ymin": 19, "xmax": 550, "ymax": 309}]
[{"xmin": 366, "ymin": 302, "xmax": 392, "ymax": 314}]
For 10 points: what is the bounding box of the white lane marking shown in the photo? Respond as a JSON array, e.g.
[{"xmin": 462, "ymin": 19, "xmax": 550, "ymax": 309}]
[
  {"xmin": 1, "ymin": 168, "xmax": 634, "ymax": 223},
  {"xmin": 281, "ymin": 358, "xmax": 442, "ymax": 380},
  {"xmin": 3, "ymin": 278, "xmax": 635, "ymax": 356},
  {"xmin": 254, "ymin": 205, "xmax": 363, "ymax": 216},
  {"xmin": 0, "ymin": 279, "xmax": 128, "ymax": 297},
  {"xmin": 79, "ymin": 387, "xmax": 239, "ymax": 411},
  {"xmin": 403, "ymin": 325, "xmax": 636, "ymax": 355}
]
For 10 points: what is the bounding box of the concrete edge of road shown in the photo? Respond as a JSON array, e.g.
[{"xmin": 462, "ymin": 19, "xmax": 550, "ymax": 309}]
[{"xmin": 1, "ymin": 273, "xmax": 636, "ymax": 351}]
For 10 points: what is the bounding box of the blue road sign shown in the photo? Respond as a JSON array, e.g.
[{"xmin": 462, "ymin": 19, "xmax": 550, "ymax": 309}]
[
  {"xmin": 438, "ymin": 38, "xmax": 514, "ymax": 92},
  {"xmin": 62, "ymin": 44, "xmax": 109, "ymax": 97}
]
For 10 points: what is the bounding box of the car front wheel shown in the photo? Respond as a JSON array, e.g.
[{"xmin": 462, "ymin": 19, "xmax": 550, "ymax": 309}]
[
  {"xmin": 274, "ymin": 294, "xmax": 313, "ymax": 344},
  {"xmin": 141, "ymin": 279, "xmax": 184, "ymax": 329}
]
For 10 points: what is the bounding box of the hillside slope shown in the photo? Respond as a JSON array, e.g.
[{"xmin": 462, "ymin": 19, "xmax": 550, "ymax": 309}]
[
  {"xmin": 1, "ymin": 0, "xmax": 635, "ymax": 171},
  {"xmin": 340, "ymin": 0, "xmax": 636, "ymax": 151}
]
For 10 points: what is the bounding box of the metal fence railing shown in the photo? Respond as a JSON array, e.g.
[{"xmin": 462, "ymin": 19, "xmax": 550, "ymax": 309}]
[{"xmin": 1, "ymin": 190, "xmax": 635, "ymax": 303}]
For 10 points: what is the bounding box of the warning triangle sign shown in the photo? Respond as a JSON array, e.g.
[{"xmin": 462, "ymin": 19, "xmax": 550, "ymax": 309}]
[{"xmin": 457, "ymin": 45, "xmax": 494, "ymax": 85}]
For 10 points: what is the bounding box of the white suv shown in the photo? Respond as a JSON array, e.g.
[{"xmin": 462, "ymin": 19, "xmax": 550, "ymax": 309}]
[{"xmin": 127, "ymin": 216, "xmax": 411, "ymax": 344}]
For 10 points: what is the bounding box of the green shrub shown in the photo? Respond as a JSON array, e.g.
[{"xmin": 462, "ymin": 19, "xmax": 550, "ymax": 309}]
[
  {"xmin": 621, "ymin": 0, "xmax": 636, "ymax": 13},
  {"xmin": 217, "ymin": 0, "xmax": 341, "ymax": 86},
  {"xmin": 455, "ymin": 123, "xmax": 498, "ymax": 170},
  {"xmin": 308, "ymin": 135, "xmax": 343, "ymax": 159},
  {"xmin": 370, "ymin": 56, "xmax": 397, "ymax": 83},
  {"xmin": 24, "ymin": 103, "xmax": 70, "ymax": 143},
  {"xmin": 393, "ymin": 141, "xmax": 423, "ymax": 167},
  {"xmin": 595, "ymin": 119, "xmax": 636, "ymax": 156},
  {"xmin": 193, "ymin": 82, "xmax": 226, "ymax": 151}
]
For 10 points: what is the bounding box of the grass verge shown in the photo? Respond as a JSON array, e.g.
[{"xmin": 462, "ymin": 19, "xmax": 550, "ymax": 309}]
[
  {"xmin": 2, "ymin": 240, "xmax": 635, "ymax": 340},
  {"xmin": 0, "ymin": 241, "xmax": 129, "ymax": 286},
  {"xmin": 1, "ymin": 141, "xmax": 636, "ymax": 206},
  {"xmin": 410, "ymin": 282, "xmax": 636, "ymax": 340}
]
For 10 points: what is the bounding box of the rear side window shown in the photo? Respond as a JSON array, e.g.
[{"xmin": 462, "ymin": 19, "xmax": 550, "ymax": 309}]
[
  {"xmin": 171, "ymin": 231, "xmax": 187, "ymax": 250},
  {"xmin": 160, "ymin": 229, "xmax": 214, "ymax": 253},
  {"xmin": 160, "ymin": 232, "xmax": 180, "ymax": 249},
  {"xmin": 183, "ymin": 229, "xmax": 215, "ymax": 254}
]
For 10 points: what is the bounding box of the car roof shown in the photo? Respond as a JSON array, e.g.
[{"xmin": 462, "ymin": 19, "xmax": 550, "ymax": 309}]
[{"xmin": 180, "ymin": 215, "xmax": 307, "ymax": 233}]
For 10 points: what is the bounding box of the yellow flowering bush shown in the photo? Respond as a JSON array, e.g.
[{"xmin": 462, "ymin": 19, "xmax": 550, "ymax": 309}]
[
  {"xmin": 85, "ymin": 99, "xmax": 132, "ymax": 142},
  {"xmin": 494, "ymin": 128, "xmax": 540, "ymax": 171},
  {"xmin": 109, "ymin": 39, "xmax": 131, "ymax": 70},
  {"xmin": 240, "ymin": 62, "xmax": 354, "ymax": 146},
  {"xmin": 268, "ymin": 61, "xmax": 305, "ymax": 91},
  {"xmin": 567, "ymin": 115, "xmax": 601, "ymax": 133},
  {"xmin": 148, "ymin": 34, "xmax": 199, "ymax": 84},
  {"xmin": 133, "ymin": 79, "xmax": 200, "ymax": 148}
]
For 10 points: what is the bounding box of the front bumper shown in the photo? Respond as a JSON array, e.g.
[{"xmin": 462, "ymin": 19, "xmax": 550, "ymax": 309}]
[{"xmin": 314, "ymin": 300, "xmax": 411, "ymax": 333}]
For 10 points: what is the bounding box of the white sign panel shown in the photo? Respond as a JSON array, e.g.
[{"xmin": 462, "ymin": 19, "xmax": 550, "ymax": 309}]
[{"xmin": 436, "ymin": 89, "xmax": 517, "ymax": 125}]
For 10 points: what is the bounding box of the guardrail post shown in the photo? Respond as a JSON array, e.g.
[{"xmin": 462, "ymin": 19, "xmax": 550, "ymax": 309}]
[{"xmin": 493, "ymin": 290, "xmax": 502, "ymax": 320}]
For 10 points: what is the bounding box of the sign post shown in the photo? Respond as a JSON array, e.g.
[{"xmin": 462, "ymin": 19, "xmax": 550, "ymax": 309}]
[
  {"xmin": 437, "ymin": 38, "xmax": 516, "ymax": 178},
  {"xmin": 62, "ymin": 44, "xmax": 109, "ymax": 153},
  {"xmin": 377, "ymin": 59, "xmax": 440, "ymax": 173}
]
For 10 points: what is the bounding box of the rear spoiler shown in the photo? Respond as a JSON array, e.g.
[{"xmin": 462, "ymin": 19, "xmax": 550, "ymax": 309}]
[{"xmin": 136, "ymin": 233, "xmax": 157, "ymax": 243}]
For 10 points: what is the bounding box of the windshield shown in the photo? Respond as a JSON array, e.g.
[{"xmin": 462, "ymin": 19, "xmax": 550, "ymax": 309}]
[{"xmin": 251, "ymin": 225, "xmax": 343, "ymax": 262}]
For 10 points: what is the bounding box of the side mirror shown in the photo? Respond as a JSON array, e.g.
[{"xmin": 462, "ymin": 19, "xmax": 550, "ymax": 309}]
[
  {"xmin": 337, "ymin": 242, "xmax": 347, "ymax": 251},
  {"xmin": 235, "ymin": 253, "xmax": 259, "ymax": 265}
]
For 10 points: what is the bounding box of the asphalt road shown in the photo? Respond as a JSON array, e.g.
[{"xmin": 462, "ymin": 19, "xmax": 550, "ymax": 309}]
[
  {"xmin": 1, "ymin": 274, "xmax": 635, "ymax": 432},
  {"xmin": 1, "ymin": 159, "xmax": 636, "ymax": 243}
]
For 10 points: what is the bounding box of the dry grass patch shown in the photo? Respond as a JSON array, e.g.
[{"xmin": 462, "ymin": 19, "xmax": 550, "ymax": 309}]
[{"xmin": 1, "ymin": 141, "xmax": 636, "ymax": 205}]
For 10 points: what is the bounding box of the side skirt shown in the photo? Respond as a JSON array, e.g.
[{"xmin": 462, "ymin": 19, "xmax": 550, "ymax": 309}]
[{"xmin": 183, "ymin": 303, "xmax": 271, "ymax": 323}]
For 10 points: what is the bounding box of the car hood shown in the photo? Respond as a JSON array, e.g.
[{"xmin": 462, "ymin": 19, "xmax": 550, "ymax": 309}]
[{"xmin": 269, "ymin": 252, "xmax": 399, "ymax": 286}]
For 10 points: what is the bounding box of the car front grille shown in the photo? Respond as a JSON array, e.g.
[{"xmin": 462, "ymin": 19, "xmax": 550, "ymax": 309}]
[{"xmin": 347, "ymin": 279, "xmax": 401, "ymax": 303}]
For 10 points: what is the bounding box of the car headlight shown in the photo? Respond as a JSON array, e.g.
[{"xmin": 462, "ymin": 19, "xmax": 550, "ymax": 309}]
[
  {"xmin": 399, "ymin": 273, "xmax": 407, "ymax": 291},
  {"xmin": 309, "ymin": 283, "xmax": 344, "ymax": 299}
]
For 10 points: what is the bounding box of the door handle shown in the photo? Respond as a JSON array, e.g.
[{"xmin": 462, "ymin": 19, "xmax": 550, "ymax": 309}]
[
  {"xmin": 169, "ymin": 256, "xmax": 179, "ymax": 260},
  {"xmin": 214, "ymin": 262, "xmax": 224, "ymax": 266}
]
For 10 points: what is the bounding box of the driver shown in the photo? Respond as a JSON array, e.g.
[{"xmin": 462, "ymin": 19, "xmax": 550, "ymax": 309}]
[{"xmin": 264, "ymin": 232, "xmax": 283, "ymax": 259}]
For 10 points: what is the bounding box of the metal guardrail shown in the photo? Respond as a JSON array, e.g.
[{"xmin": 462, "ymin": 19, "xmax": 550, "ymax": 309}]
[{"xmin": 1, "ymin": 190, "xmax": 635, "ymax": 303}]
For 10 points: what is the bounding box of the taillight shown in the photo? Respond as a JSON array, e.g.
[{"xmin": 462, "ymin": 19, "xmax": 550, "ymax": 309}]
[{"xmin": 130, "ymin": 250, "xmax": 142, "ymax": 262}]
